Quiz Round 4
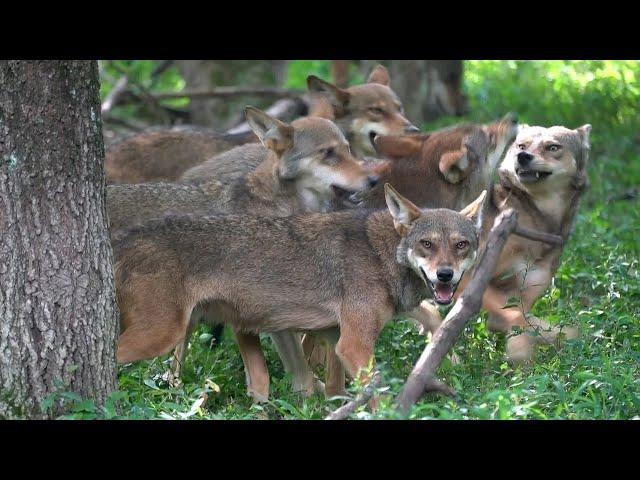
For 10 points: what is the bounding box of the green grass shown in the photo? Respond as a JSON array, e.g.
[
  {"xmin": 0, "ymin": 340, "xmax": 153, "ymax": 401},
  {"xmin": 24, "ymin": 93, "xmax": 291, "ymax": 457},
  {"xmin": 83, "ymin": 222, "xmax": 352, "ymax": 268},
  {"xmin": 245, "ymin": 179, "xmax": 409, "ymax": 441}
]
[{"xmin": 74, "ymin": 60, "xmax": 639, "ymax": 420}]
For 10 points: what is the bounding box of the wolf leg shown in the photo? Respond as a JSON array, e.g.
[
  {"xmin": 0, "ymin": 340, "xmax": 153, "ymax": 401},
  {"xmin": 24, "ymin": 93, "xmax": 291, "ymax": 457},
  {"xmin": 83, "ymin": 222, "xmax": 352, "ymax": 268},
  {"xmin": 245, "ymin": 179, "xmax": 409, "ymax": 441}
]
[
  {"xmin": 313, "ymin": 327, "xmax": 346, "ymax": 398},
  {"xmin": 409, "ymin": 300, "xmax": 444, "ymax": 335},
  {"xmin": 482, "ymin": 286, "xmax": 537, "ymax": 364},
  {"xmin": 171, "ymin": 313, "xmax": 198, "ymax": 379},
  {"xmin": 301, "ymin": 334, "xmax": 327, "ymax": 370},
  {"xmin": 335, "ymin": 325, "xmax": 379, "ymax": 411},
  {"xmin": 234, "ymin": 330, "xmax": 270, "ymax": 403},
  {"xmin": 271, "ymin": 331, "xmax": 325, "ymax": 397},
  {"xmin": 335, "ymin": 327, "xmax": 377, "ymax": 385}
]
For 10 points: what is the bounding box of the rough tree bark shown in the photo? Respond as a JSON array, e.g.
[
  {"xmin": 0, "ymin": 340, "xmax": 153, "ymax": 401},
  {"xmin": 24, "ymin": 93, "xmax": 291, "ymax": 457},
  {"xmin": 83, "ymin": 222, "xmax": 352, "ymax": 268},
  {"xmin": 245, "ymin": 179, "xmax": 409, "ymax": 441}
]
[
  {"xmin": 360, "ymin": 60, "xmax": 467, "ymax": 125},
  {"xmin": 0, "ymin": 61, "xmax": 119, "ymax": 419}
]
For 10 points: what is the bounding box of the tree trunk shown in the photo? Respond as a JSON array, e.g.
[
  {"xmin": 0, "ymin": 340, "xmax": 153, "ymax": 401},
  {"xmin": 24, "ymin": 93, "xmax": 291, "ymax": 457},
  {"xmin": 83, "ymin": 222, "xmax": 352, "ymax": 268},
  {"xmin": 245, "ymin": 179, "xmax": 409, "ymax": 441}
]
[
  {"xmin": 175, "ymin": 60, "xmax": 289, "ymax": 130},
  {"xmin": 360, "ymin": 60, "xmax": 467, "ymax": 125},
  {"xmin": 0, "ymin": 61, "xmax": 119, "ymax": 419}
]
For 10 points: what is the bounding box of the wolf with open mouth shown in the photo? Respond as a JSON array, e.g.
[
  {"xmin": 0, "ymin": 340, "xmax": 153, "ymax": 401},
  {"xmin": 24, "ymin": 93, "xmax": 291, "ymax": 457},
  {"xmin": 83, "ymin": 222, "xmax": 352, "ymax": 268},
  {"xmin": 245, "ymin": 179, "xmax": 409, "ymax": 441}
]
[{"xmin": 402, "ymin": 191, "xmax": 485, "ymax": 306}]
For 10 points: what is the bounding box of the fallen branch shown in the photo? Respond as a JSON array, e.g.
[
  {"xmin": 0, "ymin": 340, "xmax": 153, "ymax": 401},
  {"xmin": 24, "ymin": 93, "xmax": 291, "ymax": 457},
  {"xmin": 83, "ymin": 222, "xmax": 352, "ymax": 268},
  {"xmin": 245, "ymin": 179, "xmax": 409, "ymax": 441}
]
[
  {"xmin": 152, "ymin": 87, "xmax": 305, "ymax": 100},
  {"xmin": 325, "ymin": 374, "xmax": 381, "ymax": 420},
  {"xmin": 395, "ymin": 209, "xmax": 518, "ymax": 415}
]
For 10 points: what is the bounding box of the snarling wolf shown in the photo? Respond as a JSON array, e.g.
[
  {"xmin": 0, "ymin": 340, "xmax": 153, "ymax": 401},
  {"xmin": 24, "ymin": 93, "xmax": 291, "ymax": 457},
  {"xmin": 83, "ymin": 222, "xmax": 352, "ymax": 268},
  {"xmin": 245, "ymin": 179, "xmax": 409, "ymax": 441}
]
[
  {"xmin": 113, "ymin": 185, "xmax": 485, "ymax": 402},
  {"xmin": 430, "ymin": 124, "xmax": 592, "ymax": 364}
]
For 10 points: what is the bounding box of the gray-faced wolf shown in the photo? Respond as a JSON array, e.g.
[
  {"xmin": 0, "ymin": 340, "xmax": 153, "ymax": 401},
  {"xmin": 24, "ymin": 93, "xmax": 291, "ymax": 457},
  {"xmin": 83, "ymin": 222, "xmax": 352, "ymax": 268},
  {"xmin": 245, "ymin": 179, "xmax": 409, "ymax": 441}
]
[{"xmin": 113, "ymin": 185, "xmax": 485, "ymax": 402}]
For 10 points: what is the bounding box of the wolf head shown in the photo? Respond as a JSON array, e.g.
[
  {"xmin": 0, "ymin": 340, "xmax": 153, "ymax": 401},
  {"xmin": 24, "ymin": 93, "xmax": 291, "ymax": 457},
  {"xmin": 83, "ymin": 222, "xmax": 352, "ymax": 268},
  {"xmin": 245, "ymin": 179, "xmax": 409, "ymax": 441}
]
[
  {"xmin": 499, "ymin": 124, "xmax": 592, "ymax": 194},
  {"xmin": 306, "ymin": 65, "xmax": 419, "ymax": 158},
  {"xmin": 384, "ymin": 184, "xmax": 485, "ymax": 305},
  {"xmin": 245, "ymin": 106, "xmax": 381, "ymax": 211}
]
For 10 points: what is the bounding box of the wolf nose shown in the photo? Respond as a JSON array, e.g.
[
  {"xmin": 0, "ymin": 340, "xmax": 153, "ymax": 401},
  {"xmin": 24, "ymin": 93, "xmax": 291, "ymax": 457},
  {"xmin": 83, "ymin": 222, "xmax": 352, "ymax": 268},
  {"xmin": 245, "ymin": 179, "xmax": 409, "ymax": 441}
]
[
  {"xmin": 517, "ymin": 151, "xmax": 533, "ymax": 166},
  {"xmin": 436, "ymin": 267, "xmax": 454, "ymax": 282},
  {"xmin": 367, "ymin": 174, "xmax": 381, "ymax": 188},
  {"xmin": 404, "ymin": 124, "xmax": 420, "ymax": 133}
]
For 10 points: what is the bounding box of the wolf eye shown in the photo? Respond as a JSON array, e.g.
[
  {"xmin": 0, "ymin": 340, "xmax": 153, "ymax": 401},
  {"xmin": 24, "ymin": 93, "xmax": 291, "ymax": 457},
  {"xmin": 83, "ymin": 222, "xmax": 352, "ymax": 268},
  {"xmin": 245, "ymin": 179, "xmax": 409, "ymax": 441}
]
[
  {"xmin": 322, "ymin": 148, "xmax": 335, "ymax": 157},
  {"xmin": 547, "ymin": 144, "xmax": 561, "ymax": 152},
  {"xmin": 369, "ymin": 107, "xmax": 385, "ymax": 116},
  {"xmin": 456, "ymin": 240, "xmax": 469, "ymax": 249},
  {"xmin": 421, "ymin": 240, "xmax": 432, "ymax": 249}
]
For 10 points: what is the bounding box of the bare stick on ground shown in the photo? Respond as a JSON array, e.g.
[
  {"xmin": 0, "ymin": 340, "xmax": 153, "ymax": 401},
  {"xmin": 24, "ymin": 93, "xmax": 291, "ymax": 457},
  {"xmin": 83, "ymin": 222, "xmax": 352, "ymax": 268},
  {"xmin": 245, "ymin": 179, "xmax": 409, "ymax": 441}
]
[
  {"xmin": 325, "ymin": 374, "xmax": 381, "ymax": 420},
  {"xmin": 395, "ymin": 209, "xmax": 519, "ymax": 415}
]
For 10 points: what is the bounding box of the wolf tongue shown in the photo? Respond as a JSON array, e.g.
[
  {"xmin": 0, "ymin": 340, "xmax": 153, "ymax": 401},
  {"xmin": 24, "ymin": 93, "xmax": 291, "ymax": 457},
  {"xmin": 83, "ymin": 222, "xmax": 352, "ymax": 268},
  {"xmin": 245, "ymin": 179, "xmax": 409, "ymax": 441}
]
[{"xmin": 434, "ymin": 283, "xmax": 453, "ymax": 301}]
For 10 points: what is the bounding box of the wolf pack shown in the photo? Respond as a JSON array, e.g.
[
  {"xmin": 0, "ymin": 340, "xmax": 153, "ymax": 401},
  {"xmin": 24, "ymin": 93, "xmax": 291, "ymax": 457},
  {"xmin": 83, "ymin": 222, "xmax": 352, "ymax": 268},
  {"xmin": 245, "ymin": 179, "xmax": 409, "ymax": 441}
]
[{"xmin": 106, "ymin": 64, "xmax": 591, "ymax": 407}]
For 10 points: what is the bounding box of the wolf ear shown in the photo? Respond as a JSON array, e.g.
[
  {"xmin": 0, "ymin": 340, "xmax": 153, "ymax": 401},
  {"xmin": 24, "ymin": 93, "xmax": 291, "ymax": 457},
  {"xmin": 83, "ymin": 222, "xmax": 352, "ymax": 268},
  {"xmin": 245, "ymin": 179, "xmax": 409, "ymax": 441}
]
[
  {"xmin": 367, "ymin": 64, "xmax": 390, "ymax": 86},
  {"xmin": 384, "ymin": 183, "xmax": 422, "ymax": 236},
  {"xmin": 459, "ymin": 190, "xmax": 486, "ymax": 229},
  {"xmin": 307, "ymin": 75, "xmax": 350, "ymax": 115},
  {"xmin": 245, "ymin": 106, "xmax": 294, "ymax": 155},
  {"xmin": 576, "ymin": 124, "xmax": 592, "ymax": 149},
  {"xmin": 374, "ymin": 134, "xmax": 428, "ymax": 159}
]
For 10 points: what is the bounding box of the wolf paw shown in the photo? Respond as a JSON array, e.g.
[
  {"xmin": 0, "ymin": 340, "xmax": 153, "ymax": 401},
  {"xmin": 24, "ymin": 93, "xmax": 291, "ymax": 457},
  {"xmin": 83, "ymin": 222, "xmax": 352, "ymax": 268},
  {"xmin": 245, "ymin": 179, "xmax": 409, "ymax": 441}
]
[{"xmin": 506, "ymin": 334, "xmax": 534, "ymax": 365}]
